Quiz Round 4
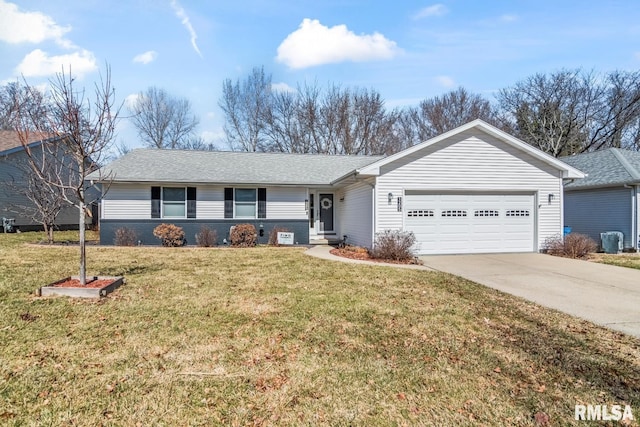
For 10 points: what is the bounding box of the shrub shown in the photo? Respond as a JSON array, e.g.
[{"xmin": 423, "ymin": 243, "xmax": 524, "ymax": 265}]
[
  {"xmin": 543, "ymin": 233, "xmax": 597, "ymax": 259},
  {"xmin": 342, "ymin": 245, "xmax": 369, "ymax": 254},
  {"xmin": 370, "ymin": 229, "xmax": 416, "ymax": 261},
  {"xmin": 195, "ymin": 226, "xmax": 217, "ymax": 247},
  {"xmin": 114, "ymin": 227, "xmax": 138, "ymax": 246},
  {"xmin": 230, "ymin": 223, "xmax": 257, "ymax": 247},
  {"xmin": 268, "ymin": 226, "xmax": 291, "ymax": 246},
  {"xmin": 153, "ymin": 223, "xmax": 185, "ymax": 247}
]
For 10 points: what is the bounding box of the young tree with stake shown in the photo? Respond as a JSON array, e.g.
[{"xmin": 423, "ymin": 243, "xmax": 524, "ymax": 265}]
[{"xmin": 14, "ymin": 66, "xmax": 120, "ymax": 285}]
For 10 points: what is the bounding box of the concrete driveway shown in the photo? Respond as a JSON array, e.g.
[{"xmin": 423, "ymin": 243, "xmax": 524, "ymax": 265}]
[{"xmin": 420, "ymin": 253, "xmax": 640, "ymax": 339}]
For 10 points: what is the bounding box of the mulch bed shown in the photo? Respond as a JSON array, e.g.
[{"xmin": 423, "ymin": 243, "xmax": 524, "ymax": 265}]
[
  {"xmin": 50, "ymin": 278, "xmax": 115, "ymax": 288},
  {"xmin": 330, "ymin": 247, "xmax": 421, "ymax": 265}
]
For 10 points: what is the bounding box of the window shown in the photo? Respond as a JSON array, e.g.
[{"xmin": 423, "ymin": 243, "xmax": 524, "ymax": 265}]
[
  {"xmin": 224, "ymin": 188, "xmax": 267, "ymax": 219},
  {"xmin": 151, "ymin": 186, "xmax": 196, "ymax": 219},
  {"xmin": 407, "ymin": 209, "xmax": 434, "ymax": 217},
  {"xmin": 235, "ymin": 188, "xmax": 257, "ymax": 218},
  {"xmin": 506, "ymin": 210, "xmax": 530, "ymax": 217},
  {"xmin": 474, "ymin": 210, "xmax": 499, "ymax": 217},
  {"xmin": 442, "ymin": 210, "xmax": 467, "ymax": 217},
  {"xmin": 163, "ymin": 187, "xmax": 186, "ymax": 218}
]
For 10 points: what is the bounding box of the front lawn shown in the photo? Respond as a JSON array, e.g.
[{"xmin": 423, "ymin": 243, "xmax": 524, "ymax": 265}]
[
  {"xmin": 590, "ymin": 252, "xmax": 640, "ymax": 270},
  {"xmin": 1, "ymin": 232, "xmax": 638, "ymax": 425}
]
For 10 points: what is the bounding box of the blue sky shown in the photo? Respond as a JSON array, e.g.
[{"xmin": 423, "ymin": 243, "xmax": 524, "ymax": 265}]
[{"xmin": 1, "ymin": 0, "xmax": 639, "ymax": 150}]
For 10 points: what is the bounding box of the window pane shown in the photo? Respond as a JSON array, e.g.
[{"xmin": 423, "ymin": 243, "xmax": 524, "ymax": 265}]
[
  {"xmin": 235, "ymin": 203, "xmax": 256, "ymax": 218},
  {"xmin": 163, "ymin": 187, "xmax": 185, "ymax": 202},
  {"xmin": 164, "ymin": 202, "xmax": 185, "ymax": 217},
  {"xmin": 235, "ymin": 189, "xmax": 256, "ymax": 202}
]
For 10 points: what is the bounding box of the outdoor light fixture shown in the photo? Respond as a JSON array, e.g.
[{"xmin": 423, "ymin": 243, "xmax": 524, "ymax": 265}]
[
  {"xmin": 305, "ymin": 199, "xmax": 309, "ymax": 211},
  {"xmin": 548, "ymin": 193, "xmax": 555, "ymax": 204},
  {"xmin": 388, "ymin": 192, "xmax": 393, "ymax": 203}
]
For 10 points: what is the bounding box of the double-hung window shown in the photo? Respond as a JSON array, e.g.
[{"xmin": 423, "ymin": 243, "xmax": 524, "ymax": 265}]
[
  {"xmin": 235, "ymin": 189, "xmax": 257, "ymax": 218},
  {"xmin": 163, "ymin": 187, "xmax": 186, "ymax": 218},
  {"xmin": 151, "ymin": 186, "xmax": 196, "ymax": 219},
  {"xmin": 225, "ymin": 188, "xmax": 266, "ymax": 219}
]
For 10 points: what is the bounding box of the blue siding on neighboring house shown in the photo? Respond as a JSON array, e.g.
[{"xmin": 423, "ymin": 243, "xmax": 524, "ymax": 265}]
[
  {"xmin": 100, "ymin": 219, "xmax": 309, "ymax": 246},
  {"xmin": 564, "ymin": 187, "xmax": 633, "ymax": 248}
]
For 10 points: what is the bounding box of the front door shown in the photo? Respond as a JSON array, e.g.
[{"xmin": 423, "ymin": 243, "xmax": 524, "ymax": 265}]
[{"xmin": 318, "ymin": 193, "xmax": 334, "ymax": 232}]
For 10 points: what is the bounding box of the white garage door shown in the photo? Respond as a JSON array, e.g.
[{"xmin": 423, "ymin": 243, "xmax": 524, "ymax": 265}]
[{"xmin": 405, "ymin": 193, "xmax": 535, "ymax": 255}]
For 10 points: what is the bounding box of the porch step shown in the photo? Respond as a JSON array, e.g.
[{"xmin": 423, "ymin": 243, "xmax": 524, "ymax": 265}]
[{"xmin": 310, "ymin": 238, "xmax": 341, "ymax": 246}]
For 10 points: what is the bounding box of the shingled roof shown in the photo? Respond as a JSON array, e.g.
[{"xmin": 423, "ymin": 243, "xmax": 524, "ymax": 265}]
[
  {"xmin": 0, "ymin": 131, "xmax": 24, "ymax": 153},
  {"xmin": 0, "ymin": 131, "xmax": 52, "ymax": 155},
  {"xmin": 90, "ymin": 148, "xmax": 383, "ymax": 185},
  {"xmin": 562, "ymin": 148, "xmax": 640, "ymax": 189}
]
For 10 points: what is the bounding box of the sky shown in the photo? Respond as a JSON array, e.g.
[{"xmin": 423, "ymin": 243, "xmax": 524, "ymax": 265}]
[{"xmin": 1, "ymin": 0, "xmax": 640, "ymax": 151}]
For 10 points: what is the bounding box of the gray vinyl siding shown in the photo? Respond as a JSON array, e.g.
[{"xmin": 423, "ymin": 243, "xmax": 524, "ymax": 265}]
[
  {"xmin": 101, "ymin": 183, "xmax": 307, "ymax": 221},
  {"xmin": 337, "ymin": 179, "xmax": 374, "ymax": 248},
  {"xmin": 100, "ymin": 219, "xmax": 309, "ymax": 246},
  {"xmin": 374, "ymin": 130, "xmax": 563, "ymax": 251},
  {"xmin": 564, "ymin": 187, "xmax": 633, "ymax": 249},
  {"xmin": 0, "ymin": 150, "xmax": 78, "ymax": 228}
]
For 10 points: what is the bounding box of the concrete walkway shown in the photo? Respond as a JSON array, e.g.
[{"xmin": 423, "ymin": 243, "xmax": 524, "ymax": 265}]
[{"xmin": 420, "ymin": 253, "xmax": 640, "ymax": 339}]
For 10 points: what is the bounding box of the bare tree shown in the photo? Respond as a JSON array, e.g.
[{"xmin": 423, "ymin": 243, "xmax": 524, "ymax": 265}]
[
  {"xmin": 219, "ymin": 70, "xmax": 399, "ymax": 155},
  {"xmin": 497, "ymin": 69, "xmax": 640, "ymax": 156},
  {"xmin": 14, "ymin": 66, "xmax": 120, "ymax": 285},
  {"xmin": 129, "ymin": 86, "xmax": 199, "ymax": 149},
  {"xmin": 411, "ymin": 87, "xmax": 497, "ymax": 141},
  {"xmin": 219, "ymin": 66, "xmax": 272, "ymax": 152},
  {"xmin": 0, "ymin": 82, "xmax": 49, "ymax": 130}
]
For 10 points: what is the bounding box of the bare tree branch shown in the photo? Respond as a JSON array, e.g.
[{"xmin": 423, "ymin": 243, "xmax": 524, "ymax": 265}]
[{"xmin": 13, "ymin": 65, "xmax": 121, "ymax": 284}]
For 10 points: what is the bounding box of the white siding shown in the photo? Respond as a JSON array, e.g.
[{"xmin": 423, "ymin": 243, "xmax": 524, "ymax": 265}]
[
  {"xmin": 102, "ymin": 184, "xmax": 151, "ymax": 219},
  {"xmin": 102, "ymin": 183, "xmax": 306, "ymax": 220},
  {"xmin": 337, "ymin": 180, "xmax": 374, "ymax": 248},
  {"xmin": 375, "ymin": 130, "xmax": 563, "ymax": 251},
  {"xmin": 564, "ymin": 187, "xmax": 634, "ymax": 248},
  {"xmin": 197, "ymin": 187, "xmax": 224, "ymax": 219},
  {"xmin": 266, "ymin": 187, "xmax": 307, "ymax": 220}
]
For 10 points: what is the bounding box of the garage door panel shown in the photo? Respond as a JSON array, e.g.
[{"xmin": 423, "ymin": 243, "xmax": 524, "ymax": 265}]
[{"xmin": 405, "ymin": 193, "xmax": 535, "ymax": 255}]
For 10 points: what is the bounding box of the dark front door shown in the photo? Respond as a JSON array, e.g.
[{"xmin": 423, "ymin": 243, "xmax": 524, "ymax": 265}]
[{"xmin": 318, "ymin": 193, "xmax": 334, "ymax": 232}]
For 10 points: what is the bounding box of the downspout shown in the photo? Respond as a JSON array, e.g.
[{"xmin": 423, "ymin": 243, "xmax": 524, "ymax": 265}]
[
  {"xmin": 625, "ymin": 184, "xmax": 637, "ymax": 250},
  {"xmin": 365, "ymin": 178, "xmax": 376, "ymax": 249}
]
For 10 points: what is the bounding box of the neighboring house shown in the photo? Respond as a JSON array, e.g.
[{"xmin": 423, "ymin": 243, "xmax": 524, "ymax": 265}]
[
  {"xmin": 90, "ymin": 120, "xmax": 584, "ymax": 254},
  {"xmin": 562, "ymin": 148, "xmax": 640, "ymax": 250},
  {"xmin": 0, "ymin": 131, "xmax": 81, "ymax": 231}
]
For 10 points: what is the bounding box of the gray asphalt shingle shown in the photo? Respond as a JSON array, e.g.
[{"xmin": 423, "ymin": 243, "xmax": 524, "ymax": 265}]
[
  {"xmin": 562, "ymin": 148, "xmax": 640, "ymax": 189},
  {"xmin": 91, "ymin": 149, "xmax": 383, "ymax": 185}
]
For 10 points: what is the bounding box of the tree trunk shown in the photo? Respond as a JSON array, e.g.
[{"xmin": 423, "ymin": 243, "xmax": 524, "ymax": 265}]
[
  {"xmin": 45, "ymin": 223, "xmax": 54, "ymax": 244},
  {"xmin": 79, "ymin": 201, "xmax": 86, "ymax": 285}
]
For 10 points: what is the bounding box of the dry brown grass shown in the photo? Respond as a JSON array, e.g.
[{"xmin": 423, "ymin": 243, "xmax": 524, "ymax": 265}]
[{"xmin": 0, "ymin": 231, "xmax": 638, "ymax": 425}]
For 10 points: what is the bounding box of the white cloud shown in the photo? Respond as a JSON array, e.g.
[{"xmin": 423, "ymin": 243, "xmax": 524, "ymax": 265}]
[
  {"xmin": 0, "ymin": 1, "xmax": 100, "ymax": 79},
  {"xmin": 276, "ymin": 19, "xmax": 400, "ymax": 69},
  {"xmin": 271, "ymin": 82, "xmax": 296, "ymax": 93},
  {"xmin": 15, "ymin": 49, "xmax": 97, "ymax": 78},
  {"xmin": 413, "ymin": 4, "xmax": 448, "ymax": 20},
  {"xmin": 635, "ymin": 52, "xmax": 640, "ymax": 60},
  {"xmin": 201, "ymin": 130, "xmax": 224, "ymax": 142},
  {"xmin": 125, "ymin": 93, "xmax": 141, "ymax": 109},
  {"xmin": 133, "ymin": 50, "xmax": 158, "ymax": 64},
  {"xmin": 500, "ymin": 14, "xmax": 518, "ymax": 22},
  {"xmin": 0, "ymin": 0, "xmax": 73, "ymax": 47},
  {"xmin": 435, "ymin": 75, "xmax": 455, "ymax": 88},
  {"xmin": 170, "ymin": 0, "xmax": 202, "ymax": 57}
]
